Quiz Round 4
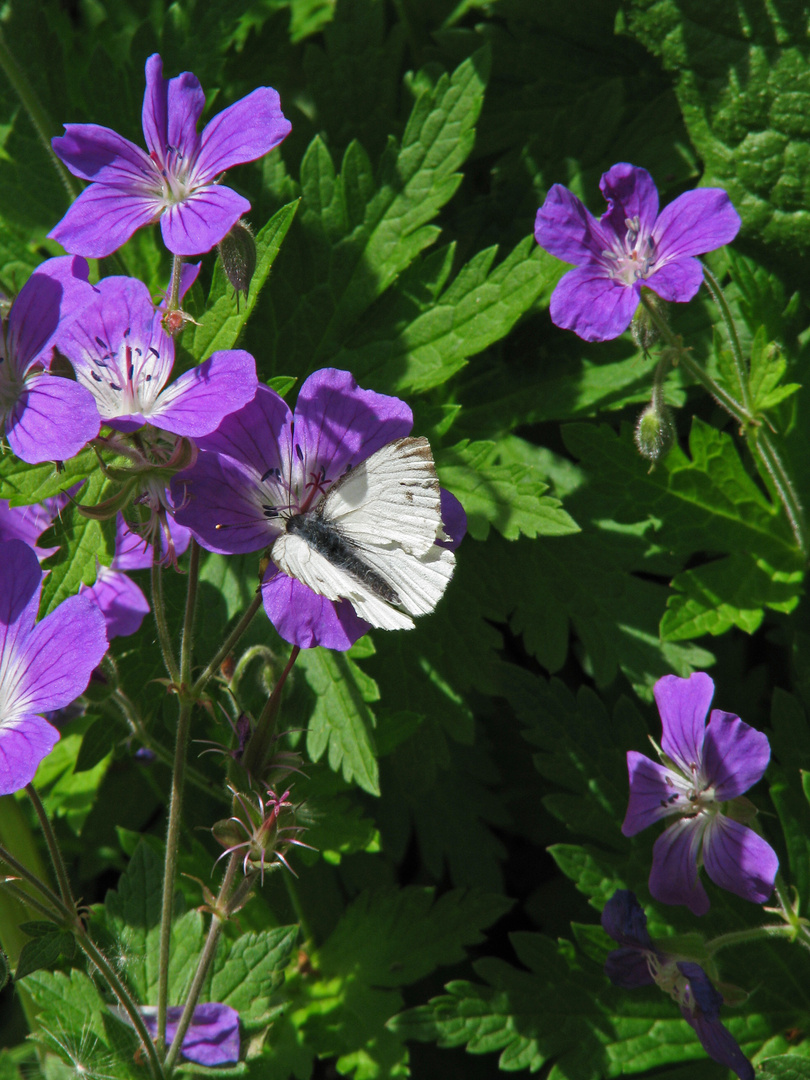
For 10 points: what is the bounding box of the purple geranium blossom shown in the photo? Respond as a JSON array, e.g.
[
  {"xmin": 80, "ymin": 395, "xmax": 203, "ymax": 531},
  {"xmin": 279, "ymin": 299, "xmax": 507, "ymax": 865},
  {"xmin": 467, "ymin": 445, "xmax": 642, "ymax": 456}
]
[
  {"xmin": 139, "ymin": 1004, "xmax": 239, "ymax": 1067},
  {"xmin": 0, "ymin": 539, "xmax": 107, "ymax": 794},
  {"xmin": 622, "ymin": 672, "xmax": 778, "ymax": 916},
  {"xmin": 56, "ymin": 275, "xmax": 257, "ymax": 436},
  {"xmin": 0, "ymin": 257, "xmax": 99, "ymax": 463},
  {"xmin": 534, "ymin": 163, "xmax": 741, "ymax": 341},
  {"xmin": 602, "ymin": 890, "xmax": 754, "ymax": 1080},
  {"xmin": 0, "ymin": 494, "xmax": 70, "ymax": 560},
  {"xmin": 50, "ymin": 54, "xmax": 291, "ymax": 258},
  {"xmin": 171, "ymin": 369, "xmax": 464, "ymax": 650}
]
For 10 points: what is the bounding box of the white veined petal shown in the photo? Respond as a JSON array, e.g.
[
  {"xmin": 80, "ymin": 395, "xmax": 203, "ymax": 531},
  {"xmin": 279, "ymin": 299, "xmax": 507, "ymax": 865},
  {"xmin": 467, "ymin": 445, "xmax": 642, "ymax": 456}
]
[{"xmin": 323, "ymin": 437, "xmax": 443, "ymax": 556}]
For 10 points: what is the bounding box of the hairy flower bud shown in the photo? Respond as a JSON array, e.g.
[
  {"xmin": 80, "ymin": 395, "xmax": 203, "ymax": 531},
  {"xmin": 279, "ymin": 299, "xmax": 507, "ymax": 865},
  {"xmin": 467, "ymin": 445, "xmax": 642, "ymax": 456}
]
[
  {"xmin": 635, "ymin": 400, "xmax": 675, "ymax": 466},
  {"xmin": 631, "ymin": 289, "xmax": 667, "ymax": 352},
  {"xmin": 217, "ymin": 220, "xmax": 257, "ymax": 310}
]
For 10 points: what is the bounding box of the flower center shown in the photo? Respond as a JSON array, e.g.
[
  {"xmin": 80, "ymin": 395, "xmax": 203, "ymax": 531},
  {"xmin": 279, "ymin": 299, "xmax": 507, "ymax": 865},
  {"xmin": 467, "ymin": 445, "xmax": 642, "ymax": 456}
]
[
  {"xmin": 602, "ymin": 215, "xmax": 657, "ymax": 286},
  {"xmin": 149, "ymin": 145, "xmax": 196, "ymax": 206},
  {"xmin": 661, "ymin": 763, "xmax": 718, "ymax": 818}
]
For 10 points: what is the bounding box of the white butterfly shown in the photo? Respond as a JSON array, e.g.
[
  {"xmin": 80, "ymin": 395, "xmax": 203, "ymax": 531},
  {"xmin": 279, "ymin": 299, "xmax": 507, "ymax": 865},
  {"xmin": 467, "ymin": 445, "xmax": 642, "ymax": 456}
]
[{"xmin": 270, "ymin": 436, "xmax": 455, "ymax": 630}]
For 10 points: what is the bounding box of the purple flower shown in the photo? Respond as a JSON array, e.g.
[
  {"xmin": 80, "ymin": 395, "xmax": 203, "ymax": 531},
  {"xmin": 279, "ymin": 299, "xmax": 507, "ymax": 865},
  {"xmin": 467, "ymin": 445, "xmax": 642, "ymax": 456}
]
[
  {"xmin": 0, "ymin": 495, "xmax": 69, "ymax": 560},
  {"xmin": 622, "ymin": 672, "xmax": 778, "ymax": 916},
  {"xmin": 0, "ymin": 539, "xmax": 107, "ymax": 794},
  {"xmin": 534, "ymin": 163, "xmax": 741, "ymax": 341},
  {"xmin": 50, "ymin": 54, "xmax": 291, "ymax": 258},
  {"xmin": 602, "ymin": 890, "xmax": 754, "ymax": 1080},
  {"xmin": 171, "ymin": 369, "xmax": 464, "ymax": 650},
  {"xmin": 139, "ymin": 1003, "xmax": 239, "ymax": 1067},
  {"xmin": 56, "ymin": 275, "xmax": 257, "ymax": 437},
  {"xmin": 0, "ymin": 257, "xmax": 100, "ymax": 463}
]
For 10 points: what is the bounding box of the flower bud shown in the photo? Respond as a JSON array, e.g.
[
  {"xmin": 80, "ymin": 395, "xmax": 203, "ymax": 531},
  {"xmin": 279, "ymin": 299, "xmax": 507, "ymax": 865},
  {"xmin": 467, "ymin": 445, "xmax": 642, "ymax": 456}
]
[
  {"xmin": 631, "ymin": 288, "xmax": 667, "ymax": 352},
  {"xmin": 217, "ymin": 220, "xmax": 256, "ymax": 309},
  {"xmin": 635, "ymin": 400, "xmax": 675, "ymax": 466}
]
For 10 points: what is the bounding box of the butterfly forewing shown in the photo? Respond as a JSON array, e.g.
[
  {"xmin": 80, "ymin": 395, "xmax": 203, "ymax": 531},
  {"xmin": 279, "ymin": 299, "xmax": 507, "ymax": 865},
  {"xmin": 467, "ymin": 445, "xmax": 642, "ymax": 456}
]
[{"xmin": 322, "ymin": 437, "xmax": 443, "ymax": 556}]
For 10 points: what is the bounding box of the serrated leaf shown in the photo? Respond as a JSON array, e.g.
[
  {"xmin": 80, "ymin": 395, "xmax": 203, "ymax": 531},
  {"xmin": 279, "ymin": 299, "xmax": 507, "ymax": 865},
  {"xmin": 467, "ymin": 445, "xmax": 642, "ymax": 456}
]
[
  {"xmin": 188, "ymin": 200, "xmax": 299, "ymax": 362},
  {"xmin": 269, "ymin": 51, "xmax": 490, "ymax": 374},
  {"xmin": 438, "ymin": 440, "xmax": 579, "ymax": 541},
  {"xmin": 319, "ymin": 887, "xmax": 512, "ymax": 989},
  {"xmin": 295, "ymin": 646, "xmax": 381, "ymax": 796},
  {"xmin": 207, "ymin": 927, "xmax": 298, "ymax": 1023},
  {"xmin": 0, "ymin": 447, "xmax": 97, "ymax": 506},
  {"xmin": 333, "ymin": 238, "xmax": 561, "ymax": 393},
  {"xmin": 39, "ymin": 471, "xmax": 116, "ymax": 616},
  {"xmin": 622, "ymin": 0, "xmax": 810, "ymax": 250},
  {"xmin": 759, "ymin": 1057, "xmax": 810, "ymax": 1079}
]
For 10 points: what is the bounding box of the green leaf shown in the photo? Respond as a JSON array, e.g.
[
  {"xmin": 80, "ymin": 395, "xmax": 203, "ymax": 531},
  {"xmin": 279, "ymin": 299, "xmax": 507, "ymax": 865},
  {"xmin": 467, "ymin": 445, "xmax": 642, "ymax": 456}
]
[
  {"xmin": 293, "ymin": 645, "xmax": 381, "ymax": 796},
  {"xmin": 319, "ymin": 887, "xmax": 513, "ymax": 989},
  {"xmin": 39, "ymin": 472, "xmax": 117, "ymax": 617},
  {"xmin": 188, "ymin": 200, "xmax": 299, "ymax": 362},
  {"xmin": 0, "ymin": 447, "xmax": 97, "ymax": 506},
  {"xmin": 74, "ymin": 716, "xmax": 113, "ymax": 774},
  {"xmin": 207, "ymin": 927, "xmax": 298, "ymax": 1023},
  {"xmin": 15, "ymin": 932, "xmax": 74, "ymax": 980},
  {"xmin": 32, "ymin": 724, "xmax": 112, "ymax": 835},
  {"xmin": 438, "ymin": 440, "xmax": 579, "ymax": 541},
  {"xmin": 622, "ymin": 0, "xmax": 810, "ymax": 249},
  {"xmin": 759, "ymin": 1057, "xmax": 810, "ymax": 1079},
  {"xmin": 333, "ymin": 238, "xmax": 561, "ymax": 393},
  {"xmin": 269, "ymin": 51, "xmax": 490, "ymax": 374}
]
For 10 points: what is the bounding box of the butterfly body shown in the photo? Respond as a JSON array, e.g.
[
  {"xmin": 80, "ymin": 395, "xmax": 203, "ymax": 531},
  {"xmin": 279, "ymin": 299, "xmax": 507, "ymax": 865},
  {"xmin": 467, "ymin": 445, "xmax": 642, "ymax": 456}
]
[{"xmin": 271, "ymin": 436, "xmax": 454, "ymax": 630}]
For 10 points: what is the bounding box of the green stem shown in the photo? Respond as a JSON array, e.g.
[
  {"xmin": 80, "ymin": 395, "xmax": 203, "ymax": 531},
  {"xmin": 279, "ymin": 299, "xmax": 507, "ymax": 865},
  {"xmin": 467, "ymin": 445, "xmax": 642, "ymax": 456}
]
[
  {"xmin": 0, "ymin": 842, "xmax": 71, "ymax": 919},
  {"xmin": 168, "ymin": 255, "xmax": 184, "ymax": 311},
  {"xmin": 0, "ymin": 30, "xmax": 77, "ymax": 202},
  {"xmin": 156, "ymin": 703, "xmax": 192, "ymax": 1056},
  {"xmin": 151, "ymin": 561, "xmax": 180, "ymax": 686},
  {"xmin": 191, "ymin": 592, "xmax": 263, "ymax": 699},
  {"xmin": 181, "ymin": 541, "xmax": 200, "ymax": 688},
  {"xmin": 3, "ymin": 882, "xmax": 62, "ymax": 922},
  {"xmin": 76, "ymin": 930, "xmax": 164, "ymax": 1080},
  {"xmin": 24, "ymin": 786, "xmax": 74, "ymax": 910},
  {"xmin": 163, "ymin": 855, "xmax": 241, "ymax": 1076},
  {"xmin": 706, "ymin": 923, "xmax": 800, "ymax": 956},
  {"xmin": 751, "ymin": 428, "xmax": 807, "ymax": 556},
  {"xmin": 702, "ymin": 265, "xmax": 750, "ymax": 410}
]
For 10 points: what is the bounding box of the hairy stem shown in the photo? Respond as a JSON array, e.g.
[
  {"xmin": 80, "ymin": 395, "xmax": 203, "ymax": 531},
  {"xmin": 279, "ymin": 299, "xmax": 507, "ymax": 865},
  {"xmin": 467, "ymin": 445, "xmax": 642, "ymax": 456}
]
[
  {"xmin": 702, "ymin": 265, "xmax": 750, "ymax": 410},
  {"xmin": 24, "ymin": 786, "xmax": 74, "ymax": 911},
  {"xmin": 151, "ymin": 561, "xmax": 180, "ymax": 686},
  {"xmin": 181, "ymin": 540, "xmax": 200, "ymax": 688}
]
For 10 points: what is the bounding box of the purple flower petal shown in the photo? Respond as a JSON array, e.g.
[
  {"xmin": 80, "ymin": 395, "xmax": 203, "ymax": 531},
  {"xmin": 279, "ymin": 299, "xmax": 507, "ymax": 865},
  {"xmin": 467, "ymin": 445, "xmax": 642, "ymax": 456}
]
[
  {"xmin": 140, "ymin": 1004, "xmax": 240, "ymax": 1067},
  {"xmin": 6, "ymin": 256, "xmax": 93, "ymax": 375},
  {"xmin": 622, "ymin": 752, "xmax": 681, "ymax": 836},
  {"xmin": 148, "ymin": 349, "xmax": 257, "ymax": 437},
  {"xmin": 142, "ymin": 55, "xmax": 204, "ymax": 165},
  {"xmin": 599, "ymin": 163, "xmax": 659, "ymax": 240},
  {"xmin": 677, "ymin": 963, "xmax": 754, "ymax": 1080},
  {"xmin": 0, "ymin": 541, "xmax": 41, "ymax": 656},
  {"xmin": 702, "ymin": 814, "xmax": 778, "ymax": 905},
  {"xmin": 653, "ymin": 189, "xmax": 741, "ymax": 262},
  {"xmin": 82, "ymin": 567, "xmax": 150, "ymax": 639},
  {"xmin": 194, "ymin": 382, "xmax": 292, "ymax": 470},
  {"xmin": 438, "ymin": 489, "xmax": 466, "ymax": 550},
  {"xmin": 649, "ymin": 816, "xmax": 710, "ymax": 916},
  {"xmin": 51, "ymin": 124, "xmax": 154, "ymax": 185},
  {"xmin": 11, "ymin": 593, "xmax": 107, "ymax": 714},
  {"xmin": 549, "ymin": 266, "xmax": 640, "ymax": 342},
  {"xmin": 655, "ymin": 671, "xmax": 715, "ymax": 776},
  {"xmin": 159, "ymin": 185, "xmax": 250, "ymax": 256},
  {"xmin": 261, "ymin": 568, "xmax": 370, "ymax": 650},
  {"xmin": 6, "ymin": 375, "xmax": 100, "ymax": 464},
  {"xmin": 173, "ymin": 451, "xmax": 271, "ymax": 554},
  {"xmin": 293, "ymin": 368, "xmax": 413, "ymax": 484},
  {"xmin": 534, "ymin": 184, "xmax": 609, "ymax": 266},
  {"xmin": 600, "ymin": 889, "xmax": 654, "ymax": 951},
  {"xmin": 643, "ymin": 257, "xmax": 705, "ymax": 303},
  {"xmin": 196, "ymin": 88, "xmax": 292, "ymax": 182},
  {"xmin": 604, "ymin": 947, "xmax": 656, "ymax": 989},
  {"xmin": 0, "ymin": 715, "xmax": 60, "ymax": 795},
  {"xmin": 0, "ymin": 501, "xmax": 57, "ymax": 555},
  {"xmin": 50, "ymin": 183, "xmax": 161, "ymax": 259},
  {"xmin": 701, "ymin": 711, "xmax": 770, "ymax": 799}
]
